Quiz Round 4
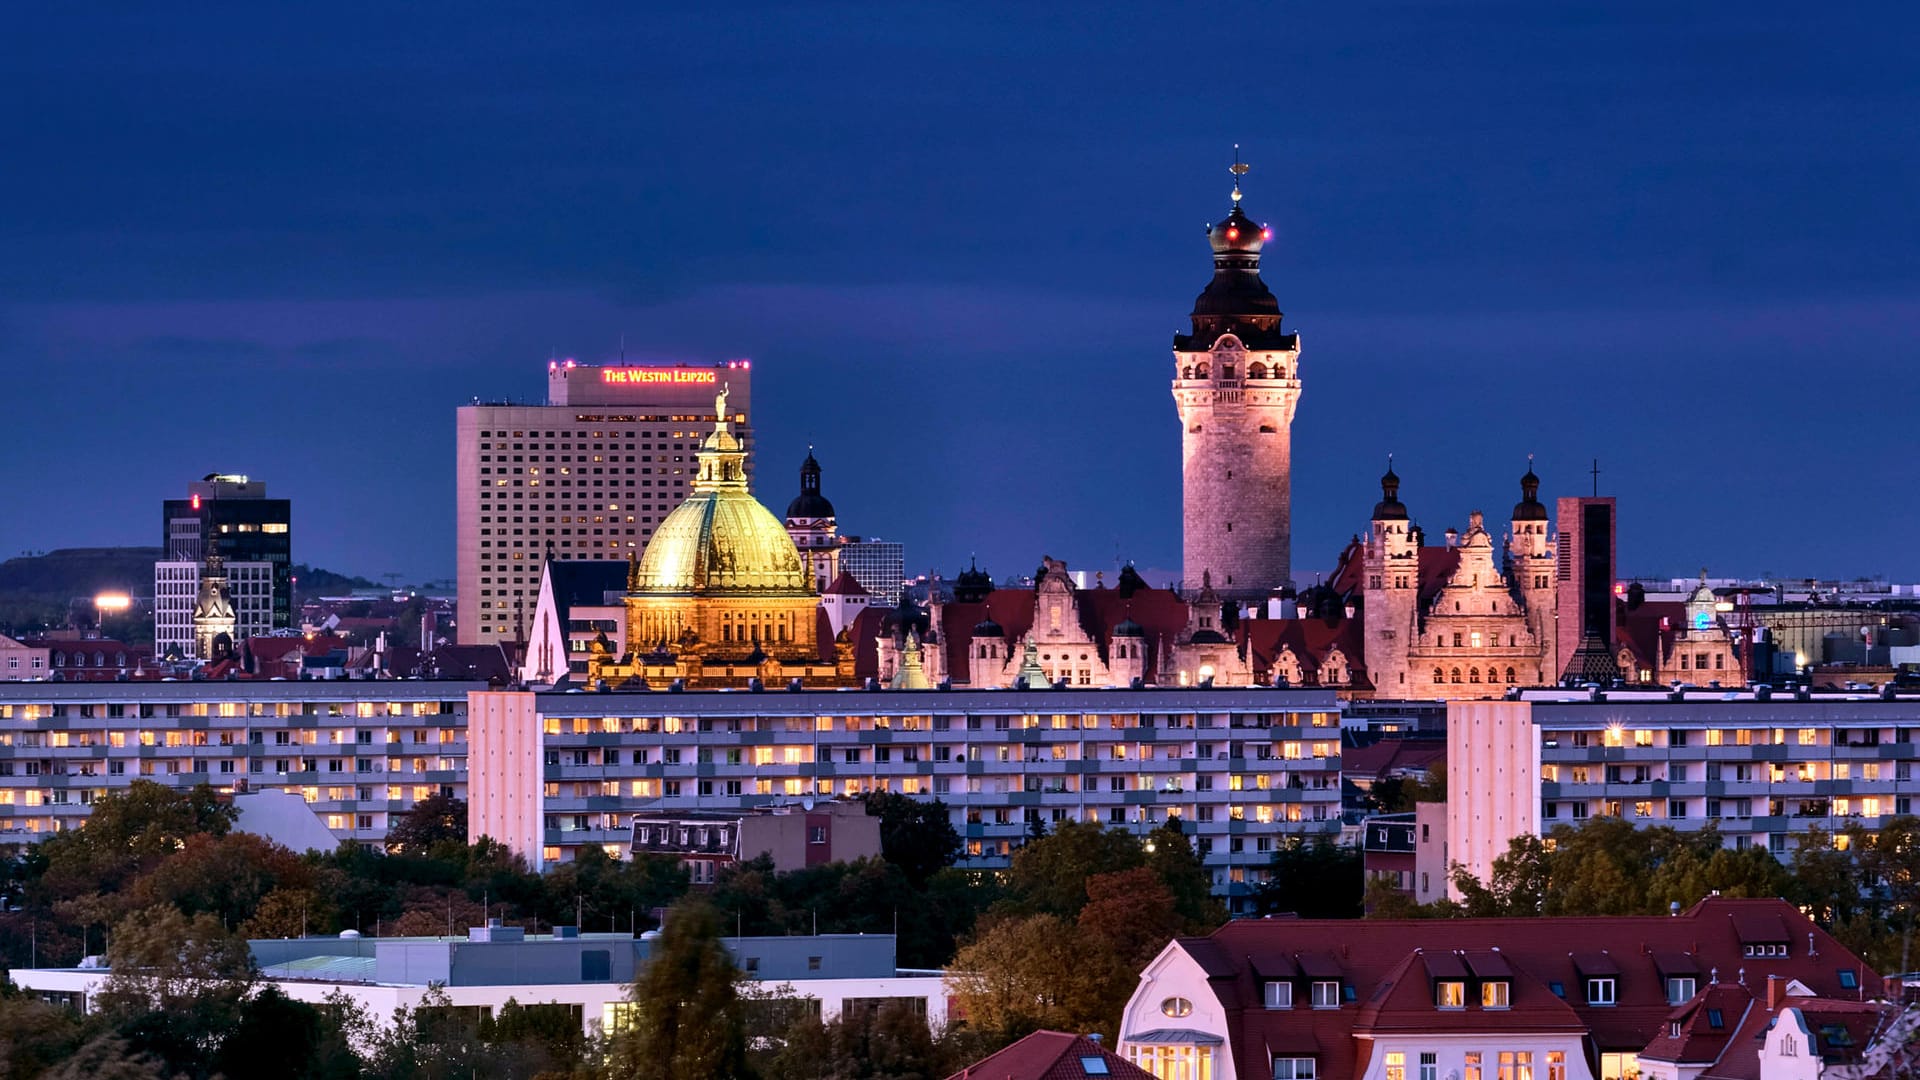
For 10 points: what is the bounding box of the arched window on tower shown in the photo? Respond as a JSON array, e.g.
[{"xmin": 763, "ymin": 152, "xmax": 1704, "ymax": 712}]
[
  {"xmin": 1469, "ymin": 668, "xmax": 1481, "ymax": 684},
  {"xmin": 1507, "ymin": 666, "xmax": 1517, "ymax": 684},
  {"xmin": 1450, "ymin": 668, "xmax": 1462, "ymax": 684},
  {"xmin": 1182, "ymin": 366, "xmax": 1193, "ymax": 380},
  {"xmin": 1248, "ymin": 361, "xmax": 1268, "ymax": 379},
  {"xmin": 1194, "ymin": 362, "xmax": 1210, "ymax": 379},
  {"xmin": 1433, "ymin": 667, "xmax": 1445, "ymax": 684}
]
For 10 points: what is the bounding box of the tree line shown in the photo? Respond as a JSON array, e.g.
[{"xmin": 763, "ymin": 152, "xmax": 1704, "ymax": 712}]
[{"xmin": 0, "ymin": 781, "xmax": 1227, "ymax": 1078}]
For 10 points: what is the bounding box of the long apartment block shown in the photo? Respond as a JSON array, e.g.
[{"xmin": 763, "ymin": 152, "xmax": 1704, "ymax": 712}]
[
  {"xmin": 0, "ymin": 682, "xmax": 484, "ymax": 843},
  {"xmin": 469, "ymin": 687, "xmax": 1345, "ymax": 911},
  {"xmin": 1448, "ymin": 688, "xmax": 1920, "ymax": 890}
]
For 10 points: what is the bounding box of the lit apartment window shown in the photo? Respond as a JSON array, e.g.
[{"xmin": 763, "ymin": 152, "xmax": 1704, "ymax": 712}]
[{"xmin": 1435, "ymin": 981, "xmax": 1465, "ymax": 1008}]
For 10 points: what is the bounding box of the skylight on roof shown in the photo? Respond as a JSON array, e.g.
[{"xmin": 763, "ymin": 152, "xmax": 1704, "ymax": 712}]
[{"xmin": 1082, "ymin": 1056, "xmax": 1111, "ymax": 1075}]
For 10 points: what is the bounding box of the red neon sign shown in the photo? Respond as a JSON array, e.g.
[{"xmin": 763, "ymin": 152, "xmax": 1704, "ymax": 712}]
[{"xmin": 599, "ymin": 368, "xmax": 719, "ymax": 386}]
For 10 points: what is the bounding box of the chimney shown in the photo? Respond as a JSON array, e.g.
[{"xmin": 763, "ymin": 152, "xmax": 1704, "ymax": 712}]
[
  {"xmin": 1885, "ymin": 975, "xmax": 1905, "ymax": 1003},
  {"xmin": 1767, "ymin": 974, "xmax": 1785, "ymax": 1013}
]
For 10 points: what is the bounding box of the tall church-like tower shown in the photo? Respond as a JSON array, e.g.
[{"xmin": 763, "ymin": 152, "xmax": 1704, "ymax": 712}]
[{"xmin": 1174, "ymin": 156, "xmax": 1301, "ymax": 599}]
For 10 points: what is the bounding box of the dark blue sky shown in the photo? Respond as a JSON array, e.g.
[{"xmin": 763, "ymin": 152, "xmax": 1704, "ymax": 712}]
[{"xmin": 4, "ymin": 3, "xmax": 1916, "ymax": 587}]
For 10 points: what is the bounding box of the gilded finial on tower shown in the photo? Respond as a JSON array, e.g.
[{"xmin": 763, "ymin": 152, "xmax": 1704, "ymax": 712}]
[{"xmin": 1229, "ymin": 144, "xmax": 1250, "ymax": 203}]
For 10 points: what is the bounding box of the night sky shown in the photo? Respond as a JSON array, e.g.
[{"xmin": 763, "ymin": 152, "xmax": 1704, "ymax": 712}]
[{"xmin": 5, "ymin": 3, "xmax": 1917, "ymax": 588}]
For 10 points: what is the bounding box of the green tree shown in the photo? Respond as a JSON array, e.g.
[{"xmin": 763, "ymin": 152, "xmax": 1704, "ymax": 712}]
[
  {"xmin": 32, "ymin": 782, "xmax": 236, "ymax": 908},
  {"xmin": 946, "ymin": 914, "xmax": 1109, "ymax": 1042},
  {"xmin": 1143, "ymin": 822, "xmax": 1226, "ymax": 931},
  {"xmin": 385, "ymin": 792, "xmax": 468, "ymax": 856},
  {"xmin": 864, "ymin": 792, "xmax": 962, "ymax": 886},
  {"xmin": 1452, "ymin": 833, "xmax": 1550, "ymax": 917},
  {"xmin": 609, "ymin": 898, "xmax": 752, "ymax": 1080},
  {"xmin": 128, "ymin": 831, "xmax": 311, "ymax": 929},
  {"xmin": 96, "ymin": 906, "xmax": 257, "ymax": 1077},
  {"xmin": 0, "ymin": 990, "xmax": 97, "ymax": 1080},
  {"xmin": 1253, "ymin": 836, "xmax": 1363, "ymax": 918},
  {"xmin": 210, "ymin": 986, "xmax": 364, "ymax": 1080},
  {"xmin": 1004, "ymin": 821, "xmax": 1143, "ymax": 919}
]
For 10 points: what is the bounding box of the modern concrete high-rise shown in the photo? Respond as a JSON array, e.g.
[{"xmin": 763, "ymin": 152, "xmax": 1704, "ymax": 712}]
[
  {"xmin": 455, "ymin": 360, "xmax": 753, "ymax": 645},
  {"xmin": 154, "ymin": 474, "xmax": 292, "ymax": 660},
  {"xmin": 1556, "ymin": 495, "xmax": 1621, "ymax": 682},
  {"xmin": 1173, "ymin": 159, "xmax": 1300, "ymax": 600}
]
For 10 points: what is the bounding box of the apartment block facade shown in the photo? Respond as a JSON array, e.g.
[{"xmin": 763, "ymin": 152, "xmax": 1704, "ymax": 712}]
[
  {"xmin": 1449, "ymin": 689, "xmax": 1920, "ymax": 889},
  {"xmin": 0, "ymin": 682, "xmax": 482, "ymax": 843},
  {"xmin": 469, "ymin": 687, "xmax": 1346, "ymax": 911}
]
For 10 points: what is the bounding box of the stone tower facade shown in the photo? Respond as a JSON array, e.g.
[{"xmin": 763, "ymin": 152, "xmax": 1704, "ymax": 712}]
[{"xmin": 1174, "ymin": 177, "xmax": 1300, "ymax": 600}]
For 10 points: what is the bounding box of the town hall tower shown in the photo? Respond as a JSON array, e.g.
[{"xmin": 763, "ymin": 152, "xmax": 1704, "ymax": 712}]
[{"xmin": 1173, "ymin": 157, "xmax": 1301, "ymax": 599}]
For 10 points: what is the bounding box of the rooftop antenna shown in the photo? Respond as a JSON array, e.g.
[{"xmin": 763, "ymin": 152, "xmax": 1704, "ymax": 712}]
[
  {"xmin": 1591, "ymin": 458, "xmax": 1602, "ymax": 498},
  {"xmin": 1230, "ymin": 144, "xmax": 1250, "ymax": 203},
  {"xmin": 620, "ymin": 333, "xmax": 626, "ymax": 363}
]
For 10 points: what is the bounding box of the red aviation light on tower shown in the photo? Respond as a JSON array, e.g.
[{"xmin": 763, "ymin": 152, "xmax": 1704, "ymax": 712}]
[{"xmin": 190, "ymin": 493, "xmax": 201, "ymax": 511}]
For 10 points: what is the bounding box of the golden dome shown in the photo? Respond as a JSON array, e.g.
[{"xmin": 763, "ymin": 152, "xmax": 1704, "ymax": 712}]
[{"xmin": 631, "ymin": 385, "xmax": 814, "ymax": 596}]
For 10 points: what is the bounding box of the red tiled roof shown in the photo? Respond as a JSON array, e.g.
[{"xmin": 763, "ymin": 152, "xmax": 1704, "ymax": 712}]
[
  {"xmin": 1340, "ymin": 739, "xmax": 1446, "ymax": 783},
  {"xmin": 1641, "ymin": 982, "xmax": 1754, "ymax": 1066},
  {"xmin": 944, "ymin": 1030, "xmax": 1153, "ymax": 1080},
  {"xmin": 1172, "ymin": 898, "xmax": 1874, "ymax": 1080},
  {"xmin": 823, "ymin": 570, "xmax": 870, "ymax": 596}
]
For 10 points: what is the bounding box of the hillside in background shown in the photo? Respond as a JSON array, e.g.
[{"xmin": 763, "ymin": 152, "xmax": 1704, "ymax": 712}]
[{"xmin": 0, "ymin": 547, "xmax": 385, "ymax": 640}]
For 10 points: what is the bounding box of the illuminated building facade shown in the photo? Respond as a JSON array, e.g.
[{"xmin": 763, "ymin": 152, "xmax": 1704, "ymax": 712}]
[
  {"xmin": 1174, "ymin": 165, "xmax": 1301, "ymax": 599},
  {"xmin": 467, "ymin": 685, "xmax": 1344, "ymax": 911},
  {"xmin": 154, "ymin": 474, "xmax": 291, "ymax": 660},
  {"xmin": 1355, "ymin": 464, "xmax": 1560, "ymax": 700},
  {"xmin": 455, "ymin": 360, "xmax": 753, "ymax": 645},
  {"xmin": 583, "ymin": 386, "xmax": 848, "ymax": 690},
  {"xmin": 1448, "ymin": 689, "xmax": 1920, "ymax": 894},
  {"xmin": 0, "ymin": 681, "xmax": 481, "ymax": 843}
]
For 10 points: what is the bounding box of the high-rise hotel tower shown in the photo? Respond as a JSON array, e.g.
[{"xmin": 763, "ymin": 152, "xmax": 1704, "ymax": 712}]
[
  {"xmin": 456, "ymin": 360, "xmax": 753, "ymax": 645},
  {"xmin": 1173, "ymin": 162, "xmax": 1300, "ymax": 600}
]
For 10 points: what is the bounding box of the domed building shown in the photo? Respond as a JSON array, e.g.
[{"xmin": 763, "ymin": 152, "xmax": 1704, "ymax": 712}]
[{"xmin": 589, "ymin": 386, "xmax": 854, "ymax": 688}]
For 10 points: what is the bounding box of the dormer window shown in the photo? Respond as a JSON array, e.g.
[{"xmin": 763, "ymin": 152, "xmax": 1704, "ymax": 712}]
[
  {"xmin": 1264, "ymin": 981, "xmax": 1294, "ymax": 1009},
  {"xmin": 1482, "ymin": 981, "xmax": 1510, "ymax": 1008},
  {"xmin": 1666, "ymin": 976, "xmax": 1697, "ymax": 1005},
  {"xmin": 1587, "ymin": 978, "xmax": 1617, "ymax": 1006},
  {"xmin": 1435, "ymin": 981, "xmax": 1465, "ymax": 1009},
  {"xmin": 1311, "ymin": 980, "xmax": 1340, "ymax": 1008}
]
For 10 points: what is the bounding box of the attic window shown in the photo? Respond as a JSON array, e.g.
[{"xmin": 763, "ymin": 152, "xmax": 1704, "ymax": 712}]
[
  {"xmin": 1435, "ymin": 981, "xmax": 1466, "ymax": 1009},
  {"xmin": 1082, "ymin": 1057, "xmax": 1111, "ymax": 1075},
  {"xmin": 1707, "ymin": 1009, "xmax": 1725, "ymax": 1029},
  {"xmin": 1586, "ymin": 978, "xmax": 1617, "ymax": 1006},
  {"xmin": 1666, "ymin": 977, "xmax": 1697, "ymax": 1005},
  {"xmin": 1549, "ymin": 982, "xmax": 1565, "ymax": 998},
  {"xmin": 1839, "ymin": 970, "xmax": 1859, "ymax": 990}
]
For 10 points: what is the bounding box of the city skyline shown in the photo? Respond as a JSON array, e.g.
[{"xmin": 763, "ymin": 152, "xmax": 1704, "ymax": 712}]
[{"xmin": 5, "ymin": 4, "xmax": 1916, "ymax": 585}]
